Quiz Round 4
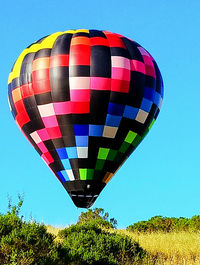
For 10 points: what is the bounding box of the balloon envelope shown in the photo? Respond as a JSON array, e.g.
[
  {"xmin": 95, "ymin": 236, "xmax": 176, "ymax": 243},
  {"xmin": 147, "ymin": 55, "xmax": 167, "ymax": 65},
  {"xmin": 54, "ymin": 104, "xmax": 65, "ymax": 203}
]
[{"xmin": 8, "ymin": 29, "xmax": 163, "ymax": 208}]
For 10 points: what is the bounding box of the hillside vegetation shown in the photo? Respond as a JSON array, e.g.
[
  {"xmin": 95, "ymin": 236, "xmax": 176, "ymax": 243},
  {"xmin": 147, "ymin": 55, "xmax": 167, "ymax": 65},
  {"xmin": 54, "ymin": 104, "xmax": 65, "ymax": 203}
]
[{"xmin": 1, "ymin": 196, "xmax": 200, "ymax": 264}]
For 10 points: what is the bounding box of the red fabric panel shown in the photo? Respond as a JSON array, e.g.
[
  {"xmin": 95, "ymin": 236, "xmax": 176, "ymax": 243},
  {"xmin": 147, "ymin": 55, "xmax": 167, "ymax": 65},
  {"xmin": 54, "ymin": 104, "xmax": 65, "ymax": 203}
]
[{"xmin": 69, "ymin": 45, "xmax": 90, "ymax": 65}]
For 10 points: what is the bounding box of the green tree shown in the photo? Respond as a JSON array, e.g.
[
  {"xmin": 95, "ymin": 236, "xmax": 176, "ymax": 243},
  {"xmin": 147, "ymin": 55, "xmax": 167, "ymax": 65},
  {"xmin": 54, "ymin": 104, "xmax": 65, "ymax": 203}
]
[{"xmin": 78, "ymin": 208, "xmax": 118, "ymax": 228}]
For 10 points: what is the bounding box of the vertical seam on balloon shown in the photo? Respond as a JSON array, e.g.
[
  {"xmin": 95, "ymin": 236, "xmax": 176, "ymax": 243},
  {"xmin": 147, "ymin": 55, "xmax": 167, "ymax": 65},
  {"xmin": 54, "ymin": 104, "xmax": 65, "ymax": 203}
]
[
  {"xmin": 112, "ymin": 36, "xmax": 131, "ymax": 133},
  {"xmin": 118, "ymin": 37, "xmax": 144, "ymax": 169},
  {"xmin": 88, "ymin": 29, "xmax": 93, "ymax": 182},
  {"xmin": 21, "ymin": 49, "xmax": 45, "ymax": 150},
  {"xmin": 50, "ymin": 32, "xmax": 69, "ymax": 180},
  {"xmin": 141, "ymin": 48, "xmax": 157, "ymax": 133},
  {"xmin": 68, "ymin": 30, "xmax": 81, "ymax": 181},
  {"xmin": 65, "ymin": 33, "xmax": 76, "ymax": 181},
  {"xmin": 97, "ymin": 30, "xmax": 113, "ymax": 183},
  {"xmin": 31, "ymin": 35, "xmax": 61, "ymax": 179}
]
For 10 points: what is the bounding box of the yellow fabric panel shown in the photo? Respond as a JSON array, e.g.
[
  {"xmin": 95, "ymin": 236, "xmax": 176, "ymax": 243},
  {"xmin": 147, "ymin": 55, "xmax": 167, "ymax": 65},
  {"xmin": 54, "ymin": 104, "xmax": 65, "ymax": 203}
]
[
  {"xmin": 75, "ymin": 29, "xmax": 89, "ymax": 33},
  {"xmin": 8, "ymin": 30, "xmax": 75, "ymax": 84}
]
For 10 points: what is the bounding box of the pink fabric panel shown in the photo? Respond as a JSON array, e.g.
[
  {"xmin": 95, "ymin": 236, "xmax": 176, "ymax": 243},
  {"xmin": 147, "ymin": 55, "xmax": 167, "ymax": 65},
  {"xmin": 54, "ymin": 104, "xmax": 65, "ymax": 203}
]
[
  {"xmin": 37, "ymin": 142, "xmax": 48, "ymax": 153},
  {"xmin": 30, "ymin": 131, "xmax": 42, "ymax": 144},
  {"xmin": 37, "ymin": 128, "xmax": 50, "ymax": 141},
  {"xmin": 91, "ymin": 77, "xmax": 111, "ymax": 90},
  {"xmin": 138, "ymin": 47, "xmax": 149, "ymax": 56},
  {"xmin": 69, "ymin": 77, "xmax": 90, "ymax": 89},
  {"xmin": 42, "ymin": 116, "xmax": 58, "ymax": 128},
  {"xmin": 70, "ymin": 89, "xmax": 90, "ymax": 102},
  {"xmin": 111, "ymin": 56, "xmax": 130, "ymax": 70},
  {"xmin": 145, "ymin": 65, "xmax": 156, "ymax": 78},
  {"xmin": 143, "ymin": 55, "xmax": 154, "ymax": 66},
  {"xmin": 53, "ymin": 101, "xmax": 71, "ymax": 115},
  {"xmin": 112, "ymin": 68, "xmax": 130, "ymax": 81},
  {"xmin": 131, "ymin": 60, "xmax": 145, "ymax": 74}
]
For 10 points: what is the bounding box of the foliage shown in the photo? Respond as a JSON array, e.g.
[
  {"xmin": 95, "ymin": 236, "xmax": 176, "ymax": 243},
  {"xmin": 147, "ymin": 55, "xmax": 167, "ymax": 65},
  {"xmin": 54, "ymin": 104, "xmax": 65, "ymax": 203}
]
[
  {"xmin": 127, "ymin": 215, "xmax": 200, "ymax": 233},
  {"xmin": 0, "ymin": 198, "xmax": 146, "ymax": 265},
  {"xmin": 78, "ymin": 208, "xmax": 117, "ymax": 228},
  {"xmin": 0, "ymin": 196, "xmax": 67, "ymax": 265},
  {"xmin": 58, "ymin": 221, "xmax": 146, "ymax": 265}
]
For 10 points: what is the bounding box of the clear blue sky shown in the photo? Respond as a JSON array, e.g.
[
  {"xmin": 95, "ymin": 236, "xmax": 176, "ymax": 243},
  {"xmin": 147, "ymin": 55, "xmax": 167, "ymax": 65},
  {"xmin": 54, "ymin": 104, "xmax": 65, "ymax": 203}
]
[{"xmin": 1, "ymin": 0, "xmax": 200, "ymax": 228}]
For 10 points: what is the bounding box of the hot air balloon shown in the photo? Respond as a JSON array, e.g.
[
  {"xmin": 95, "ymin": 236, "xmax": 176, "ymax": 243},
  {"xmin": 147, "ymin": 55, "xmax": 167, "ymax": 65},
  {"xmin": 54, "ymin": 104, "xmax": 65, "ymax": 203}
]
[{"xmin": 8, "ymin": 29, "xmax": 163, "ymax": 208}]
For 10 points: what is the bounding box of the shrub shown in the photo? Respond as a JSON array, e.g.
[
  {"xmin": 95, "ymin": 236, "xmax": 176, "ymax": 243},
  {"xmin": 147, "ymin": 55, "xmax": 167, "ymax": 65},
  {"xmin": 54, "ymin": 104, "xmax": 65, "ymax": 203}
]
[
  {"xmin": 0, "ymin": 196, "xmax": 68, "ymax": 265},
  {"xmin": 58, "ymin": 222, "xmax": 146, "ymax": 265},
  {"xmin": 189, "ymin": 215, "xmax": 200, "ymax": 232},
  {"xmin": 0, "ymin": 221, "xmax": 64, "ymax": 265},
  {"xmin": 127, "ymin": 215, "xmax": 200, "ymax": 233}
]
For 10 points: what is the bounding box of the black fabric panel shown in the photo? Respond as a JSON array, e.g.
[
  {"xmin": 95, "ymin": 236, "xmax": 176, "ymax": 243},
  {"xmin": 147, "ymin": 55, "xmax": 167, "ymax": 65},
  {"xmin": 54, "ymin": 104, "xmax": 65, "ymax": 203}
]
[
  {"xmin": 63, "ymin": 180, "xmax": 106, "ymax": 208},
  {"xmin": 89, "ymin": 30, "xmax": 107, "ymax": 38},
  {"xmin": 69, "ymin": 65, "xmax": 90, "ymax": 77},
  {"xmin": 128, "ymin": 72, "xmax": 145, "ymax": 108},
  {"xmin": 121, "ymin": 37, "xmax": 144, "ymax": 62},
  {"xmin": 90, "ymin": 91, "xmax": 110, "ymax": 124},
  {"xmin": 34, "ymin": 49, "xmax": 51, "ymax": 59},
  {"xmin": 50, "ymin": 67, "xmax": 70, "ymax": 102},
  {"xmin": 20, "ymin": 53, "xmax": 35, "ymax": 85},
  {"xmin": 51, "ymin": 33, "xmax": 72, "ymax": 55},
  {"xmin": 34, "ymin": 92, "xmax": 52, "ymax": 105},
  {"xmin": 110, "ymin": 47, "xmax": 130, "ymax": 58},
  {"xmin": 90, "ymin": 46, "xmax": 111, "ymax": 77}
]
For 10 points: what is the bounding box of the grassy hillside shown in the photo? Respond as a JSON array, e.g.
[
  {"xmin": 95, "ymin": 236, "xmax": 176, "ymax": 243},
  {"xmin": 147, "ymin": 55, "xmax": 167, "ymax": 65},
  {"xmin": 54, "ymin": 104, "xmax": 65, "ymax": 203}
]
[
  {"xmin": 46, "ymin": 226, "xmax": 200, "ymax": 265},
  {"xmin": 118, "ymin": 230, "xmax": 200, "ymax": 265},
  {"xmin": 1, "ymin": 197, "xmax": 200, "ymax": 265},
  {"xmin": 46, "ymin": 217, "xmax": 200, "ymax": 265}
]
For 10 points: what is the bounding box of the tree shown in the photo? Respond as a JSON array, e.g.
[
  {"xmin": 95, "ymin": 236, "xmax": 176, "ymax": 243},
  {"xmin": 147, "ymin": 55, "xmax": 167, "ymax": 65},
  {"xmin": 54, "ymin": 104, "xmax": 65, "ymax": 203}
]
[{"xmin": 78, "ymin": 208, "xmax": 118, "ymax": 228}]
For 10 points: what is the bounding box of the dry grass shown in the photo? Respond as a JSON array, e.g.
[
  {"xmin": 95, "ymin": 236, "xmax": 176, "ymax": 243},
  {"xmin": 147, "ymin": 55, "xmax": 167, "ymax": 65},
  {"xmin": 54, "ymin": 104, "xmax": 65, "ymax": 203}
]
[
  {"xmin": 46, "ymin": 225, "xmax": 68, "ymax": 243},
  {"xmin": 118, "ymin": 230, "xmax": 200, "ymax": 265},
  {"xmin": 46, "ymin": 225, "xmax": 62, "ymax": 236},
  {"xmin": 46, "ymin": 225, "xmax": 200, "ymax": 264}
]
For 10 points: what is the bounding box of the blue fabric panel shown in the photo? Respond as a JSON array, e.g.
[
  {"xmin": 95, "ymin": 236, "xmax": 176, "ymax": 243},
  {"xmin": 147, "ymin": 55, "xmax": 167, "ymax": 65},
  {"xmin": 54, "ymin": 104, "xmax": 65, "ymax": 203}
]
[
  {"xmin": 74, "ymin": 124, "xmax": 89, "ymax": 135},
  {"xmin": 140, "ymin": 98, "xmax": 153, "ymax": 112},
  {"xmin": 56, "ymin": 148, "xmax": 68, "ymax": 159},
  {"xmin": 153, "ymin": 91, "xmax": 161, "ymax": 107},
  {"xmin": 107, "ymin": 103, "xmax": 125, "ymax": 116},
  {"xmin": 66, "ymin": 147, "xmax": 78, "ymax": 159},
  {"xmin": 57, "ymin": 171, "xmax": 67, "ymax": 182},
  {"xmin": 75, "ymin": 136, "xmax": 89, "ymax": 147},
  {"xmin": 123, "ymin": 106, "xmax": 138, "ymax": 120},
  {"xmin": 89, "ymin": 125, "xmax": 104, "ymax": 137},
  {"xmin": 61, "ymin": 159, "xmax": 71, "ymax": 170},
  {"xmin": 105, "ymin": 114, "xmax": 122, "ymax": 127},
  {"xmin": 144, "ymin": 87, "xmax": 155, "ymax": 101}
]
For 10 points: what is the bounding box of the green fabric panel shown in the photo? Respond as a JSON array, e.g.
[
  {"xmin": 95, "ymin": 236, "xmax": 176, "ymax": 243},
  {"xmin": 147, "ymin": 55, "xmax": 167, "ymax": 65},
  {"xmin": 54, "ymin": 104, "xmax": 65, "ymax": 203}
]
[
  {"xmin": 95, "ymin": 160, "xmax": 105, "ymax": 170},
  {"xmin": 142, "ymin": 130, "xmax": 149, "ymax": 139},
  {"xmin": 107, "ymin": 149, "xmax": 118, "ymax": 161},
  {"xmin": 97, "ymin": 148, "xmax": 110, "ymax": 160},
  {"xmin": 124, "ymin": 131, "xmax": 137, "ymax": 143},
  {"xmin": 148, "ymin": 118, "xmax": 155, "ymax": 130},
  {"xmin": 87, "ymin": 169, "xmax": 94, "ymax": 180},
  {"xmin": 132, "ymin": 135, "xmax": 142, "ymax": 147},
  {"xmin": 79, "ymin": 169, "xmax": 87, "ymax": 180},
  {"xmin": 115, "ymin": 152, "xmax": 124, "ymax": 162},
  {"xmin": 119, "ymin": 142, "xmax": 130, "ymax": 153}
]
